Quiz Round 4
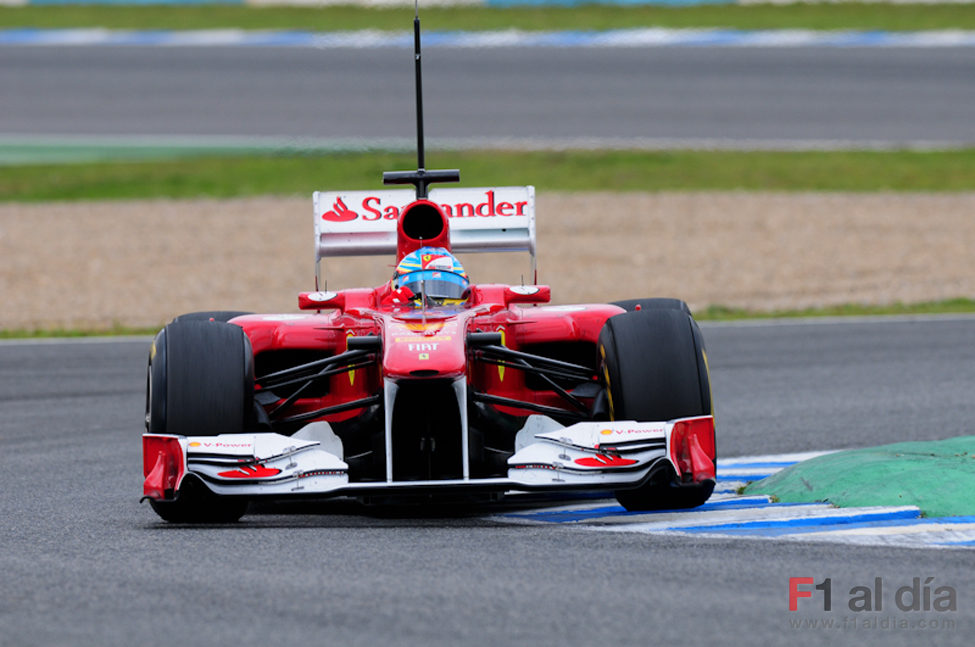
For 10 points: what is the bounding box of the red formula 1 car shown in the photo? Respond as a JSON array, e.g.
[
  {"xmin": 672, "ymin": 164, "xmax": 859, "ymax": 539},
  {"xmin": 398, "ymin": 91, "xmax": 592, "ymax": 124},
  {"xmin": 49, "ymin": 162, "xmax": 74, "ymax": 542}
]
[
  {"xmin": 141, "ymin": 15, "xmax": 715, "ymax": 523},
  {"xmin": 142, "ymin": 183, "xmax": 715, "ymax": 522}
]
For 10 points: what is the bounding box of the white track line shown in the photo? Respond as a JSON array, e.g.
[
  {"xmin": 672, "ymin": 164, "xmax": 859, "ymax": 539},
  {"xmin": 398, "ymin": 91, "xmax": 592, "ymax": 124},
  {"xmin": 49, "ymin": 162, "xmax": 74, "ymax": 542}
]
[
  {"xmin": 496, "ymin": 453, "xmax": 975, "ymax": 549},
  {"xmin": 3, "ymin": 28, "xmax": 975, "ymax": 49}
]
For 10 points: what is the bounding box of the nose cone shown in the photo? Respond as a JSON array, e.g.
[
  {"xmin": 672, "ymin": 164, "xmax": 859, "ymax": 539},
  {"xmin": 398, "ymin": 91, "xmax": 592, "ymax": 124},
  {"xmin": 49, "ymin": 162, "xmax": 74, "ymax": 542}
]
[{"xmin": 383, "ymin": 318, "xmax": 466, "ymax": 380}]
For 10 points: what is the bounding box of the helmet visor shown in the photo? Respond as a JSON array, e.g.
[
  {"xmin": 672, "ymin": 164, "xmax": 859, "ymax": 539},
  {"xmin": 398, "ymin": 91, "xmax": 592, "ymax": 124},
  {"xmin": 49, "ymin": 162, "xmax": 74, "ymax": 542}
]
[{"xmin": 397, "ymin": 270, "xmax": 470, "ymax": 301}]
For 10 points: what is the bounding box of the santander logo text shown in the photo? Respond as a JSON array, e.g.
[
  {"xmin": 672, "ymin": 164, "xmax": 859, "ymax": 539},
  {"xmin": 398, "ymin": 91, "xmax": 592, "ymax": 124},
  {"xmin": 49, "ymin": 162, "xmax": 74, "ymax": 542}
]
[{"xmin": 321, "ymin": 190, "xmax": 528, "ymax": 223}]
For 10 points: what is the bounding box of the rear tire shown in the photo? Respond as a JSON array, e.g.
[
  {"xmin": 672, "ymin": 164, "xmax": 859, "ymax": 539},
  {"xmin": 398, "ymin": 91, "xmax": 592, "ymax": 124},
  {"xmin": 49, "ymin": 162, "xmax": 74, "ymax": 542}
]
[
  {"xmin": 145, "ymin": 320, "xmax": 255, "ymax": 523},
  {"xmin": 599, "ymin": 309, "xmax": 714, "ymax": 511},
  {"xmin": 171, "ymin": 310, "xmax": 252, "ymax": 324},
  {"xmin": 611, "ymin": 298, "xmax": 691, "ymax": 315}
]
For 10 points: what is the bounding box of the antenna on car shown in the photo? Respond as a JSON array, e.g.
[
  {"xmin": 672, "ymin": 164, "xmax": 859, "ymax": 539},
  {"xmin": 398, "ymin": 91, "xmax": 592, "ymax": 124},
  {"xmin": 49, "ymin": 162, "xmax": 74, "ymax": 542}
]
[{"xmin": 382, "ymin": 1, "xmax": 460, "ymax": 199}]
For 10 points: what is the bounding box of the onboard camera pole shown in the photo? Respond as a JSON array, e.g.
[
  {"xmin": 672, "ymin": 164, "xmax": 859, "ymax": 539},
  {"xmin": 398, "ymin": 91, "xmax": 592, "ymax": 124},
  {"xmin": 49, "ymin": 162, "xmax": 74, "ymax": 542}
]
[
  {"xmin": 382, "ymin": 2, "xmax": 459, "ymax": 199},
  {"xmin": 413, "ymin": 5, "xmax": 426, "ymax": 185}
]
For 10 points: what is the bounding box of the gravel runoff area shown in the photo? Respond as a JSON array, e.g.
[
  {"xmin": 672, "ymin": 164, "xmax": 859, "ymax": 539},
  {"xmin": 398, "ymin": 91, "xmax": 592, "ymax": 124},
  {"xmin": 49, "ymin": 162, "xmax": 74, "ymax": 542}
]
[{"xmin": 2, "ymin": 192, "xmax": 974, "ymax": 331}]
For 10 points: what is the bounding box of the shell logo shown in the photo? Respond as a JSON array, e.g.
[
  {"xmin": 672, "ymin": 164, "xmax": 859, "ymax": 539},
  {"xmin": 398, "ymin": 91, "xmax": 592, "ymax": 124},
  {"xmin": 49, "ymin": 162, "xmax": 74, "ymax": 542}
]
[
  {"xmin": 188, "ymin": 442, "xmax": 201, "ymax": 447},
  {"xmin": 406, "ymin": 321, "xmax": 443, "ymax": 334},
  {"xmin": 599, "ymin": 429, "xmax": 613, "ymax": 436}
]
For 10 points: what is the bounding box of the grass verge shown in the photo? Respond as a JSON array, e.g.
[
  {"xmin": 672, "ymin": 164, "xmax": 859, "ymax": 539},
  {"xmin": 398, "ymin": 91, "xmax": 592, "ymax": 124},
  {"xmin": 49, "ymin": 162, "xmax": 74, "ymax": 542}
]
[
  {"xmin": 2, "ymin": 4, "xmax": 975, "ymax": 32},
  {"xmin": 744, "ymin": 435, "xmax": 975, "ymax": 517},
  {"xmin": 0, "ymin": 325, "xmax": 160, "ymax": 340},
  {"xmin": 698, "ymin": 298, "xmax": 975, "ymax": 321},
  {"xmin": 3, "ymin": 299, "xmax": 974, "ymax": 338},
  {"xmin": 4, "ymin": 149, "xmax": 975, "ymax": 201}
]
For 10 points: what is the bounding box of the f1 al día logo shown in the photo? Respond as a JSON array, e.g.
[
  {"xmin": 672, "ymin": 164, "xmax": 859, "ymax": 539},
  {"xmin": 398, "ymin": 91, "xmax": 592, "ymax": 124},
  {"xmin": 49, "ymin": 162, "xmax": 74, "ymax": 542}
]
[
  {"xmin": 787, "ymin": 576, "xmax": 958, "ymax": 633},
  {"xmin": 789, "ymin": 576, "xmax": 956, "ymax": 612}
]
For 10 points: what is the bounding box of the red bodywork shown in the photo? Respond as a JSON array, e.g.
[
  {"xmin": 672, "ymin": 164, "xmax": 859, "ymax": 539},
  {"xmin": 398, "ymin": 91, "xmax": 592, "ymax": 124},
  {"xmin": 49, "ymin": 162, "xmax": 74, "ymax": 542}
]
[
  {"xmin": 227, "ymin": 197, "xmax": 624, "ymax": 483},
  {"xmin": 236, "ymin": 294, "xmax": 621, "ymax": 424}
]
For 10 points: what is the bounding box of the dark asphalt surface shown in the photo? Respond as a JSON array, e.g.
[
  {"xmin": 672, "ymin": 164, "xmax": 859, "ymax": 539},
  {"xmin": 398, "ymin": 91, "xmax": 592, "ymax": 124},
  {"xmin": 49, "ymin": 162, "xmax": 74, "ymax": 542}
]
[
  {"xmin": 2, "ymin": 46, "xmax": 974, "ymax": 145},
  {"xmin": 2, "ymin": 317, "xmax": 974, "ymax": 646}
]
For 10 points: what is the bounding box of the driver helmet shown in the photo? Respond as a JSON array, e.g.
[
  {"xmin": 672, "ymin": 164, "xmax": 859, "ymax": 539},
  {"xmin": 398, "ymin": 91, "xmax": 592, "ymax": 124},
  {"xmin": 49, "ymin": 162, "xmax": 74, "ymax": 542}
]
[{"xmin": 393, "ymin": 247, "xmax": 470, "ymax": 303}]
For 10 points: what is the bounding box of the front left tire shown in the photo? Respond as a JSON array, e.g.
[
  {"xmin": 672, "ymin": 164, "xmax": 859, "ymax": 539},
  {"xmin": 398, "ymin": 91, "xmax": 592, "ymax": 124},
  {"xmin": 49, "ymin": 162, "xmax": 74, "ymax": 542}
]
[{"xmin": 145, "ymin": 319, "xmax": 255, "ymax": 522}]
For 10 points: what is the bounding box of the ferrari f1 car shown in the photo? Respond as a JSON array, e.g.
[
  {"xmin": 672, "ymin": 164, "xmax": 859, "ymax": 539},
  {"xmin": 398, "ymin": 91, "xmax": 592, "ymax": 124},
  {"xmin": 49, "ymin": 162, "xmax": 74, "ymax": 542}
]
[{"xmin": 141, "ymin": 14, "xmax": 716, "ymax": 524}]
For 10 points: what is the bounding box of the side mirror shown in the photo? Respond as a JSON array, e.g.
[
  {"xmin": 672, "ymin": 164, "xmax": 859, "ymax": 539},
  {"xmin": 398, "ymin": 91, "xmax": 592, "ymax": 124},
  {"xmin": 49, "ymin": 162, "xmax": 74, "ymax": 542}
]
[
  {"xmin": 298, "ymin": 291, "xmax": 346, "ymax": 311},
  {"xmin": 504, "ymin": 285, "xmax": 551, "ymax": 306}
]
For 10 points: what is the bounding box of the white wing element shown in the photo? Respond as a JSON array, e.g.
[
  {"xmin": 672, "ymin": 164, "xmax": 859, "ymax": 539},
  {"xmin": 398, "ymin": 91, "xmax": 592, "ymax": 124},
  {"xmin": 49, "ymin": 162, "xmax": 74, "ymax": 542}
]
[
  {"xmin": 507, "ymin": 416, "xmax": 716, "ymax": 488},
  {"xmin": 145, "ymin": 416, "xmax": 713, "ymax": 498},
  {"xmin": 183, "ymin": 432, "xmax": 349, "ymax": 496},
  {"xmin": 507, "ymin": 419, "xmax": 670, "ymax": 487},
  {"xmin": 313, "ymin": 186, "xmax": 535, "ymax": 259}
]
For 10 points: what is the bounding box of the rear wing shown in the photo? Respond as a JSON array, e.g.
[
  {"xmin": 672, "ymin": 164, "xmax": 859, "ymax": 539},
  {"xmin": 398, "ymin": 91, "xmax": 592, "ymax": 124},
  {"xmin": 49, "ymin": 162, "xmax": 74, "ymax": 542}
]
[{"xmin": 313, "ymin": 186, "xmax": 536, "ymax": 285}]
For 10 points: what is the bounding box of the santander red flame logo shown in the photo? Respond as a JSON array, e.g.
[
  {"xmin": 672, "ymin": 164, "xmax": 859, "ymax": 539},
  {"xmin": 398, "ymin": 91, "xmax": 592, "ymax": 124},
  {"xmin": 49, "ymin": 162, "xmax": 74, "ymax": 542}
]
[
  {"xmin": 574, "ymin": 455, "xmax": 638, "ymax": 468},
  {"xmin": 217, "ymin": 465, "xmax": 282, "ymax": 479},
  {"xmin": 322, "ymin": 197, "xmax": 359, "ymax": 222}
]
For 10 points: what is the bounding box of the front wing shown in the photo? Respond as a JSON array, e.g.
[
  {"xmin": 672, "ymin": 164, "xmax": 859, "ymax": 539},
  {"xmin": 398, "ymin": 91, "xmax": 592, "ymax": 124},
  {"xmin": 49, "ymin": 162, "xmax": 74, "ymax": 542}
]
[{"xmin": 143, "ymin": 415, "xmax": 715, "ymax": 502}]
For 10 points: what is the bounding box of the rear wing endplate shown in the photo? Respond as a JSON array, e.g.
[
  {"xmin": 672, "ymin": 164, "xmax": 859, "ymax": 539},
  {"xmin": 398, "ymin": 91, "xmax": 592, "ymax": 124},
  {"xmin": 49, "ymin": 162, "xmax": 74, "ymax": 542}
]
[{"xmin": 313, "ymin": 186, "xmax": 536, "ymax": 286}]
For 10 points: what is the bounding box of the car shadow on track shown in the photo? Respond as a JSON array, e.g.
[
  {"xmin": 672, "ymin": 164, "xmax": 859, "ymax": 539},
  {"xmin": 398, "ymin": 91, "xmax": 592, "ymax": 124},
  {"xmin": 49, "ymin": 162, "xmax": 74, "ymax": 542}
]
[{"xmin": 138, "ymin": 493, "xmax": 613, "ymax": 529}]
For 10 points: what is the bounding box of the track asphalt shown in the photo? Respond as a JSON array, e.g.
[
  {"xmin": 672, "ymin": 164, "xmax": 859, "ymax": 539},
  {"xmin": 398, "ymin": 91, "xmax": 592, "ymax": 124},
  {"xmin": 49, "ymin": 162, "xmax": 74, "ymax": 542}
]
[
  {"xmin": 3, "ymin": 38, "xmax": 973, "ymax": 147},
  {"xmin": 3, "ymin": 319, "xmax": 974, "ymax": 646}
]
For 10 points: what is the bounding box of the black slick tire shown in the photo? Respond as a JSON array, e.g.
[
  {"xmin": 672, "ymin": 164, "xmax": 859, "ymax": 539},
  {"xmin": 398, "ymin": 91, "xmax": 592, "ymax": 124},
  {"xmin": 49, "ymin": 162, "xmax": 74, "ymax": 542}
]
[
  {"xmin": 598, "ymin": 308, "xmax": 715, "ymax": 511},
  {"xmin": 611, "ymin": 298, "xmax": 692, "ymax": 315},
  {"xmin": 147, "ymin": 320, "xmax": 254, "ymax": 437},
  {"xmin": 171, "ymin": 310, "xmax": 252, "ymax": 324},
  {"xmin": 148, "ymin": 477, "xmax": 249, "ymax": 524},
  {"xmin": 145, "ymin": 319, "xmax": 255, "ymax": 523}
]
